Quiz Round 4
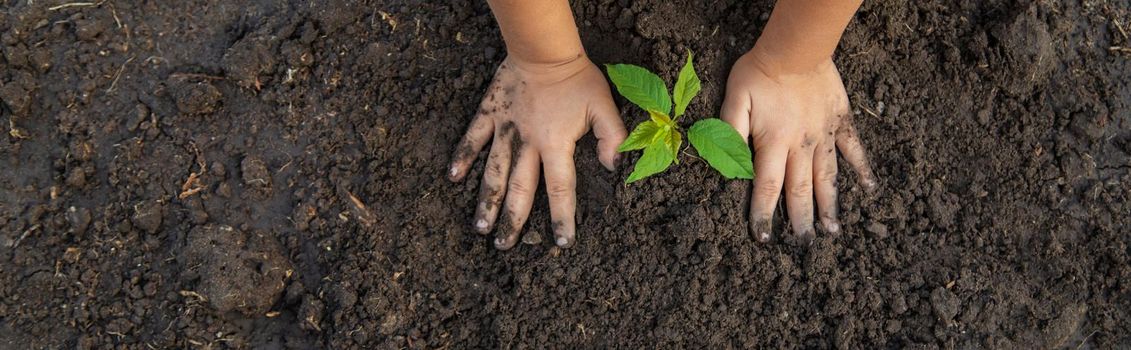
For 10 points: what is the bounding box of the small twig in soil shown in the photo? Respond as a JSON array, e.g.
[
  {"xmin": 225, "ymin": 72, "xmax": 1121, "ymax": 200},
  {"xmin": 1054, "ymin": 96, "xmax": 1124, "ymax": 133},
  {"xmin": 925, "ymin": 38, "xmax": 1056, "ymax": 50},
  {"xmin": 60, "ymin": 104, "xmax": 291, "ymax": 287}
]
[
  {"xmin": 53, "ymin": 260, "xmax": 63, "ymax": 277},
  {"xmin": 377, "ymin": 10, "xmax": 397, "ymax": 31},
  {"xmin": 177, "ymin": 173, "xmax": 204, "ymax": 199},
  {"xmin": 13, "ymin": 224, "xmax": 41, "ymax": 247},
  {"xmin": 108, "ymin": 2, "xmax": 131, "ymax": 52},
  {"xmin": 144, "ymin": 56, "xmax": 167, "ymax": 65},
  {"xmin": 681, "ymin": 149, "xmax": 704, "ymax": 162},
  {"xmin": 345, "ymin": 191, "xmax": 377, "ymax": 227},
  {"xmin": 107, "ymin": 2, "xmax": 122, "ymax": 28},
  {"xmin": 848, "ymin": 48, "xmax": 872, "ymax": 58},
  {"xmin": 276, "ymin": 152, "xmax": 295, "ymax": 173},
  {"xmin": 9, "ymin": 118, "xmax": 30, "ymax": 139},
  {"xmin": 1109, "ymin": 46, "xmax": 1131, "ymax": 55},
  {"xmin": 105, "ymin": 56, "xmax": 135, "ymax": 93},
  {"xmin": 178, "ymin": 290, "xmax": 207, "ymax": 301},
  {"xmin": 856, "ymin": 103, "xmax": 881, "ymax": 119},
  {"xmin": 178, "ymin": 143, "xmax": 208, "ymax": 199},
  {"xmin": 1113, "ymin": 18, "xmax": 1129, "ymax": 42},
  {"xmin": 169, "ymin": 72, "xmax": 226, "ymax": 81},
  {"xmin": 305, "ymin": 314, "xmax": 323, "ymax": 332},
  {"xmin": 347, "ymin": 193, "xmax": 367, "ymax": 211},
  {"xmin": 1076, "ymin": 329, "xmax": 1098, "ymax": 349},
  {"xmin": 48, "ymin": 1, "xmax": 104, "ymax": 11}
]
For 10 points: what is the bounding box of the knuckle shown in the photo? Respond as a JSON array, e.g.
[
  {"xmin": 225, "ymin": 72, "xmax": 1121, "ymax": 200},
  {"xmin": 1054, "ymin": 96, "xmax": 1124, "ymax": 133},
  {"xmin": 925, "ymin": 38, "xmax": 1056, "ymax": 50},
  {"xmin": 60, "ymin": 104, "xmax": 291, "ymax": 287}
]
[
  {"xmin": 788, "ymin": 180, "xmax": 814, "ymax": 198},
  {"xmin": 478, "ymin": 184, "xmax": 504, "ymax": 204},
  {"xmin": 753, "ymin": 179, "xmax": 782, "ymax": 201},
  {"xmin": 818, "ymin": 167, "xmax": 839, "ymax": 184},
  {"xmin": 836, "ymin": 122, "xmax": 859, "ymax": 139},
  {"xmin": 546, "ymin": 181, "xmax": 575, "ymax": 199},
  {"xmin": 508, "ymin": 180, "xmax": 534, "ymax": 196},
  {"xmin": 754, "ymin": 129, "xmax": 783, "ymax": 144},
  {"xmin": 483, "ymin": 161, "xmax": 506, "ymax": 178},
  {"xmin": 754, "ymin": 129, "xmax": 795, "ymax": 148},
  {"xmin": 541, "ymin": 133, "xmax": 578, "ymax": 148}
]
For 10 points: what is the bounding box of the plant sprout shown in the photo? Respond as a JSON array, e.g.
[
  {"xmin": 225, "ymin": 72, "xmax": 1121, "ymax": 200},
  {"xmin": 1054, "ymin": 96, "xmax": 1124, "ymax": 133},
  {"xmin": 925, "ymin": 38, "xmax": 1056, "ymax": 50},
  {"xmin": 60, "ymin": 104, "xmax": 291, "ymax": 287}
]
[{"xmin": 607, "ymin": 51, "xmax": 754, "ymax": 183}]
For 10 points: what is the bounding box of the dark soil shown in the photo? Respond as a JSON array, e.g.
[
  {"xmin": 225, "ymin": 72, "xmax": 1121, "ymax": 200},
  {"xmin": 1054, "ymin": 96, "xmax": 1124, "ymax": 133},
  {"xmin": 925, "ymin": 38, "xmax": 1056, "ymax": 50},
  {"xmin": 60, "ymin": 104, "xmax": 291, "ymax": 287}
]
[{"xmin": 2, "ymin": 0, "xmax": 1129, "ymax": 348}]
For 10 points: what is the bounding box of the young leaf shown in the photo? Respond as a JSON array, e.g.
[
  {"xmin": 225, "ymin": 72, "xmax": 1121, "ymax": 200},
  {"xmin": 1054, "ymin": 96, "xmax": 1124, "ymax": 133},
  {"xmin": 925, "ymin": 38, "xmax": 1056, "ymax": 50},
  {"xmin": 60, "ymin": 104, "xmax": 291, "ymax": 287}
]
[
  {"xmin": 648, "ymin": 110, "xmax": 675, "ymax": 129},
  {"xmin": 625, "ymin": 131, "xmax": 675, "ymax": 183},
  {"xmin": 672, "ymin": 50, "xmax": 701, "ymax": 118},
  {"xmin": 666, "ymin": 129, "xmax": 682, "ymax": 164},
  {"xmin": 688, "ymin": 118, "xmax": 754, "ymax": 179},
  {"xmin": 606, "ymin": 64, "xmax": 672, "ymax": 115},
  {"xmin": 618, "ymin": 120, "xmax": 661, "ymax": 152}
]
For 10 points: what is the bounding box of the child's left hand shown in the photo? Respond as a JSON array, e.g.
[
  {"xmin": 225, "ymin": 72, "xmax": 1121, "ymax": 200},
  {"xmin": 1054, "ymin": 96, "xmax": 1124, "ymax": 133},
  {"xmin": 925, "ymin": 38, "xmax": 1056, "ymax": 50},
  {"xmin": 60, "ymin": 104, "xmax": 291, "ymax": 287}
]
[
  {"xmin": 447, "ymin": 54, "xmax": 626, "ymax": 250},
  {"xmin": 721, "ymin": 49, "xmax": 877, "ymax": 245}
]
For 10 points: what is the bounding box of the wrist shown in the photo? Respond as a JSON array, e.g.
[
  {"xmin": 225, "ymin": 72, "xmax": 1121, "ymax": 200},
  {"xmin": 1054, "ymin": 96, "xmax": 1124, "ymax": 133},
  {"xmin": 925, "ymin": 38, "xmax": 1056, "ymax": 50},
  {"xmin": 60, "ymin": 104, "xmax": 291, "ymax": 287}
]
[
  {"xmin": 504, "ymin": 48, "xmax": 591, "ymax": 82},
  {"xmin": 745, "ymin": 43, "xmax": 834, "ymax": 82},
  {"xmin": 505, "ymin": 43, "xmax": 586, "ymax": 67}
]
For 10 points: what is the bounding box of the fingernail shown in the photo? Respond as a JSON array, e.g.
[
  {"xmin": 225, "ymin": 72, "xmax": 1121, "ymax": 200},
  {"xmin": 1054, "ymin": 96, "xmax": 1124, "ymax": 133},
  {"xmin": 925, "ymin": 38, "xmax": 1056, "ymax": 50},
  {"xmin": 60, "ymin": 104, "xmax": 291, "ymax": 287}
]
[
  {"xmin": 826, "ymin": 221, "xmax": 841, "ymax": 234},
  {"xmin": 795, "ymin": 226, "xmax": 816, "ymax": 246},
  {"xmin": 610, "ymin": 154, "xmax": 622, "ymax": 171},
  {"xmin": 495, "ymin": 235, "xmax": 519, "ymax": 250},
  {"xmin": 552, "ymin": 220, "xmax": 575, "ymax": 247},
  {"xmin": 449, "ymin": 166, "xmax": 459, "ymax": 179},
  {"xmin": 751, "ymin": 218, "xmax": 772, "ymax": 243},
  {"xmin": 475, "ymin": 219, "xmax": 488, "ymax": 230},
  {"xmin": 862, "ymin": 178, "xmax": 878, "ymax": 193}
]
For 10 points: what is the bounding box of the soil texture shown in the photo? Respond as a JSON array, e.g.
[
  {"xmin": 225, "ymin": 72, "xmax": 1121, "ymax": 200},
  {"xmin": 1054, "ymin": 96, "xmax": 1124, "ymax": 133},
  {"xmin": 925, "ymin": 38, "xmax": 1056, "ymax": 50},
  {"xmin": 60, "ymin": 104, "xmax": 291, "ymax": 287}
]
[{"xmin": 1, "ymin": 0, "xmax": 1130, "ymax": 348}]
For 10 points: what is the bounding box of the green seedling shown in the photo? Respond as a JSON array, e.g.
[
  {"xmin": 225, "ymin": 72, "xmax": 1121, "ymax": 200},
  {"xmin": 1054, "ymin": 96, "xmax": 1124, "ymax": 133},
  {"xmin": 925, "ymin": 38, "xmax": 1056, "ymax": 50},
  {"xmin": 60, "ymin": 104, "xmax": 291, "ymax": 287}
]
[{"xmin": 606, "ymin": 51, "xmax": 754, "ymax": 183}]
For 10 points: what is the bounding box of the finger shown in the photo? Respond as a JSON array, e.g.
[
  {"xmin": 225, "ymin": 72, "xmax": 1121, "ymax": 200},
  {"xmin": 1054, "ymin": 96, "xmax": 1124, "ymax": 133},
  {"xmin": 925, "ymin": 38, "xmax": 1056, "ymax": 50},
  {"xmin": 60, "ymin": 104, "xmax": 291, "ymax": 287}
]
[
  {"xmin": 749, "ymin": 143, "xmax": 788, "ymax": 243},
  {"xmin": 813, "ymin": 134, "xmax": 840, "ymax": 235},
  {"xmin": 472, "ymin": 123, "xmax": 515, "ymax": 234},
  {"xmin": 495, "ymin": 143, "xmax": 541, "ymax": 250},
  {"xmin": 719, "ymin": 91, "xmax": 751, "ymax": 142},
  {"xmin": 449, "ymin": 103, "xmax": 497, "ymax": 182},
  {"xmin": 542, "ymin": 146, "xmax": 577, "ymax": 248},
  {"xmin": 835, "ymin": 114, "xmax": 878, "ymax": 193},
  {"xmin": 590, "ymin": 97, "xmax": 627, "ymax": 171},
  {"xmin": 784, "ymin": 137, "xmax": 817, "ymax": 245}
]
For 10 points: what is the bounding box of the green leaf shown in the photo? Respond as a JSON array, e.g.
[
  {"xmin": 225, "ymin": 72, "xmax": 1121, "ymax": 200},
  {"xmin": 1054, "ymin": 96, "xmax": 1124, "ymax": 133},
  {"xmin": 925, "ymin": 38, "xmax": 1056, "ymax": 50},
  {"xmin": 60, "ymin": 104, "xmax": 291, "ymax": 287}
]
[
  {"xmin": 666, "ymin": 128, "xmax": 682, "ymax": 164},
  {"xmin": 618, "ymin": 120, "xmax": 661, "ymax": 152},
  {"xmin": 640, "ymin": 110, "xmax": 681, "ymax": 164},
  {"xmin": 606, "ymin": 64, "xmax": 672, "ymax": 115},
  {"xmin": 688, "ymin": 118, "xmax": 754, "ymax": 179},
  {"xmin": 648, "ymin": 110, "xmax": 675, "ymax": 128},
  {"xmin": 626, "ymin": 136, "xmax": 676, "ymax": 183},
  {"xmin": 672, "ymin": 50, "xmax": 701, "ymax": 118}
]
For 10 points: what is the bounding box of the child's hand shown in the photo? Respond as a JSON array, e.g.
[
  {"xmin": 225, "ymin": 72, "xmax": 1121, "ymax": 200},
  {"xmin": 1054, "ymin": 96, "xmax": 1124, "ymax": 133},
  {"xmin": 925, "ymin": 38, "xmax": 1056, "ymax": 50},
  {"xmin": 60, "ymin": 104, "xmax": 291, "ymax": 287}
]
[
  {"xmin": 721, "ymin": 48, "xmax": 877, "ymax": 245},
  {"xmin": 448, "ymin": 55, "xmax": 626, "ymax": 250}
]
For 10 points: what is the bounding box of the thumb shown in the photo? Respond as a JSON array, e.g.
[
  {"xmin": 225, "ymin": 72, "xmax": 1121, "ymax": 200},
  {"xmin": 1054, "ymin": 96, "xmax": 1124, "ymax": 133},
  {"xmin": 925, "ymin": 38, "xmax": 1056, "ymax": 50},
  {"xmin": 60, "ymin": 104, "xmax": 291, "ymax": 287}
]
[
  {"xmin": 719, "ymin": 90, "xmax": 751, "ymax": 143},
  {"xmin": 590, "ymin": 97, "xmax": 627, "ymax": 171}
]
